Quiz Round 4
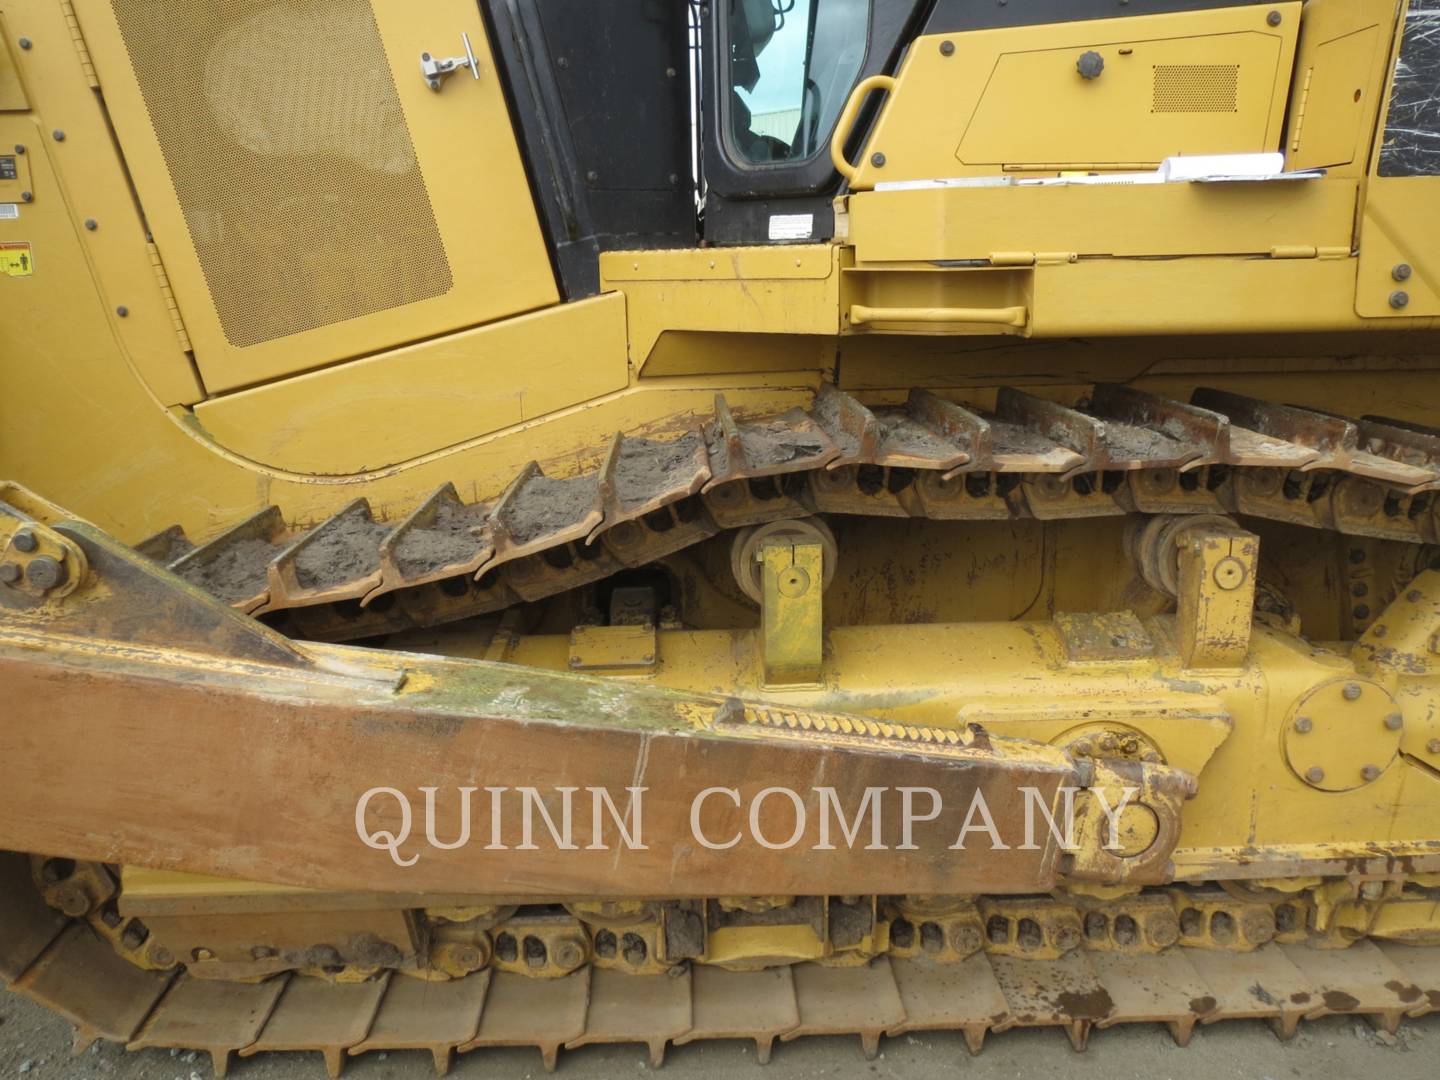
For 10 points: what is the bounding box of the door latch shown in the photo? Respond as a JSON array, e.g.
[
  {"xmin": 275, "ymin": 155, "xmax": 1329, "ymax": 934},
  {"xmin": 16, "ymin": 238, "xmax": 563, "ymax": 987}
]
[{"xmin": 420, "ymin": 32, "xmax": 479, "ymax": 91}]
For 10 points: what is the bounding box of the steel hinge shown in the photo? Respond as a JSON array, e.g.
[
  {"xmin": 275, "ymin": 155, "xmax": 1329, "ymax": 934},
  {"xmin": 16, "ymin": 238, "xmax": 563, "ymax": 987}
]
[
  {"xmin": 59, "ymin": 1, "xmax": 100, "ymax": 90},
  {"xmin": 145, "ymin": 242, "xmax": 193, "ymax": 353},
  {"xmin": 1269, "ymin": 245, "xmax": 1351, "ymax": 260}
]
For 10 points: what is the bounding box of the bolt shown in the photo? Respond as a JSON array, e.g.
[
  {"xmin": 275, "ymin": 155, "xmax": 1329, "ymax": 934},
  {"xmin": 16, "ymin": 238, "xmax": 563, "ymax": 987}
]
[
  {"xmin": 585, "ymin": 169, "xmax": 598, "ymax": 183},
  {"xmin": 1384, "ymin": 713, "xmax": 1403, "ymax": 731},
  {"xmin": 14, "ymin": 144, "xmax": 24, "ymax": 154},
  {"xmin": 0, "ymin": 563, "xmax": 19, "ymax": 585},
  {"xmin": 52, "ymin": 129, "xmax": 64, "ymax": 142},
  {"xmin": 193, "ymin": 947, "xmax": 215, "ymax": 961},
  {"xmin": 1214, "ymin": 556, "xmax": 1246, "ymax": 590},
  {"xmin": 554, "ymin": 940, "xmax": 585, "ymax": 969},
  {"xmin": 1351, "ymin": 582, "xmax": 1368, "ymax": 598},
  {"xmin": 1353, "ymin": 604, "xmax": 1371, "ymax": 620},
  {"xmin": 1408, "ymin": 589, "xmax": 1423, "ymax": 602},
  {"xmin": 939, "ymin": 40, "xmax": 955, "ymax": 56},
  {"xmin": 1306, "ymin": 766, "xmax": 1325, "ymax": 783},
  {"xmin": 1393, "ymin": 263, "xmax": 1413, "ymax": 282},
  {"xmin": 1267, "ymin": 9, "xmax": 1282, "ymax": 25},
  {"xmin": 18, "ymin": 36, "xmax": 32, "ymax": 49},
  {"xmin": 1293, "ymin": 716, "xmax": 1313, "ymax": 734},
  {"xmin": 84, "ymin": 218, "xmax": 97, "ymax": 231},
  {"xmin": 1342, "ymin": 682, "xmax": 1362, "ymax": 701},
  {"xmin": 1349, "ymin": 548, "xmax": 1366, "ymax": 564},
  {"xmin": 870, "ymin": 151, "xmax": 886, "ymax": 167},
  {"xmin": 53, "ymin": 883, "xmax": 90, "ymax": 917},
  {"xmin": 20, "ymin": 191, "xmax": 31, "ymax": 202},
  {"xmin": 1390, "ymin": 290, "xmax": 1410, "ymax": 310},
  {"xmin": 1361, "ymin": 764, "xmax": 1382, "ymax": 782},
  {"xmin": 116, "ymin": 305, "xmax": 128, "ymax": 317},
  {"xmin": 26, "ymin": 556, "xmax": 65, "ymax": 591},
  {"xmin": 148, "ymin": 945, "xmax": 174, "ymax": 967},
  {"xmin": 11, "ymin": 529, "xmax": 36, "ymax": 553}
]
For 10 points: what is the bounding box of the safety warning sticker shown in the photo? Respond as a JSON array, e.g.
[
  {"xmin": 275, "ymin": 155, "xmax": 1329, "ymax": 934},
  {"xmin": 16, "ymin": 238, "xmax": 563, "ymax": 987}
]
[{"xmin": 0, "ymin": 241, "xmax": 33, "ymax": 276}]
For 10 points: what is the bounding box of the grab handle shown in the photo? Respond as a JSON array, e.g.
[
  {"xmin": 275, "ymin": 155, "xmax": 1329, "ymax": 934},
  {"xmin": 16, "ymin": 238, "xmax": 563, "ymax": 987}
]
[{"xmin": 829, "ymin": 74, "xmax": 896, "ymax": 188}]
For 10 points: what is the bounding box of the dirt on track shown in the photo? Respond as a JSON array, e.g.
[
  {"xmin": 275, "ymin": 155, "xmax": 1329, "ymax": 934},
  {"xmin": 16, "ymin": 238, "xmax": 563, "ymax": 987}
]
[{"xmin": 1, "ymin": 987, "xmax": 1436, "ymax": 1080}]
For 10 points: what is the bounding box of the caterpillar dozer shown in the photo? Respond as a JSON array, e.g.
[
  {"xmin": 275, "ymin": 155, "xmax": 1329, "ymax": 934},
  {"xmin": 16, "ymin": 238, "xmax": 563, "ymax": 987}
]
[{"xmin": 3, "ymin": 0, "xmax": 1440, "ymax": 1074}]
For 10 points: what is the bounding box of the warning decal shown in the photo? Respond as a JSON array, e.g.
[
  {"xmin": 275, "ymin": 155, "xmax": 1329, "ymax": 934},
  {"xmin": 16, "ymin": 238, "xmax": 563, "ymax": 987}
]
[{"xmin": 0, "ymin": 241, "xmax": 33, "ymax": 277}]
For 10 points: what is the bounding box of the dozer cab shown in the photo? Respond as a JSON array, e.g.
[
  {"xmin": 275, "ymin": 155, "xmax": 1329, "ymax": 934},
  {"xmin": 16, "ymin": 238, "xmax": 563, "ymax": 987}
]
[{"xmin": 1, "ymin": 0, "xmax": 1439, "ymax": 1073}]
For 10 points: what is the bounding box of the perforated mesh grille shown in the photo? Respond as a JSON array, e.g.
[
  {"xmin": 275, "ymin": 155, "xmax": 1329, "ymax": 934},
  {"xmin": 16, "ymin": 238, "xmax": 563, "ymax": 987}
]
[
  {"xmin": 112, "ymin": 0, "xmax": 452, "ymax": 349},
  {"xmin": 1152, "ymin": 64, "xmax": 1240, "ymax": 113}
]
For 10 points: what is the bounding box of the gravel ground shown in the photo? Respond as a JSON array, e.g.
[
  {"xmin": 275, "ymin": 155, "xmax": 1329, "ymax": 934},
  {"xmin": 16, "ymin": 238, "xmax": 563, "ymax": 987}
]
[{"xmin": 1, "ymin": 989, "xmax": 1437, "ymax": 1080}]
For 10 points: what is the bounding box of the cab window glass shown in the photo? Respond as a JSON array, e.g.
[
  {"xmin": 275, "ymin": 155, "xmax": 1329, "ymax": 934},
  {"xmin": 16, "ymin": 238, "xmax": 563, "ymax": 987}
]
[{"xmin": 728, "ymin": 0, "xmax": 870, "ymax": 165}]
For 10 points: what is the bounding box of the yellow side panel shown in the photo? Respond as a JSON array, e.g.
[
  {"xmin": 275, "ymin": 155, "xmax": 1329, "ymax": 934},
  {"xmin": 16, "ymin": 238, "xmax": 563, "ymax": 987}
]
[
  {"xmin": 1355, "ymin": 0, "xmax": 1440, "ymax": 319},
  {"xmin": 852, "ymin": 4, "xmax": 1299, "ymax": 187},
  {"xmin": 3, "ymin": 0, "xmax": 203, "ymax": 407},
  {"xmin": 73, "ymin": 0, "xmax": 558, "ymax": 392},
  {"xmin": 848, "ymin": 179, "xmax": 1356, "ymax": 263},
  {"xmin": 958, "ymin": 30, "xmax": 1286, "ymax": 167},
  {"xmin": 192, "ymin": 293, "xmax": 631, "ymax": 475},
  {"xmin": 1284, "ymin": 0, "xmax": 1394, "ymax": 172},
  {"xmin": 0, "ymin": 32, "xmax": 27, "ymax": 110}
]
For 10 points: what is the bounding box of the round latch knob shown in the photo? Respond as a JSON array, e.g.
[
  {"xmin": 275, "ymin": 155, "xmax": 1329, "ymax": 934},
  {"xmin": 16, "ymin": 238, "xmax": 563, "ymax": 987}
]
[{"xmin": 1077, "ymin": 51, "xmax": 1105, "ymax": 79}]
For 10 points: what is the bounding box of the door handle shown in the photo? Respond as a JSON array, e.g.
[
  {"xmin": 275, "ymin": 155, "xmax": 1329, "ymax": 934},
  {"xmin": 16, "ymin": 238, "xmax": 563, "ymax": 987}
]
[{"xmin": 420, "ymin": 32, "xmax": 479, "ymax": 91}]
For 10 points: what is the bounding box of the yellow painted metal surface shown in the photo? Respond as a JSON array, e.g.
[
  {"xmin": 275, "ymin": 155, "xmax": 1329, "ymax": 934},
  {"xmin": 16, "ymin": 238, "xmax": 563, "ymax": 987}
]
[
  {"xmin": 847, "ymin": 180, "xmax": 1358, "ymax": 264},
  {"xmin": 601, "ymin": 246, "xmax": 842, "ymax": 373},
  {"xmin": 0, "ymin": 34, "xmax": 25, "ymax": 110},
  {"xmin": 191, "ymin": 294, "xmax": 630, "ymax": 474},
  {"xmin": 760, "ymin": 539, "xmax": 824, "ymax": 687},
  {"xmin": 1175, "ymin": 523, "xmax": 1258, "ymax": 668},
  {"xmin": 71, "ymin": 0, "xmax": 557, "ymax": 391},
  {"xmin": 1284, "ymin": 0, "xmax": 1395, "ymax": 173},
  {"xmin": 2, "ymin": 0, "xmax": 201, "ymax": 406},
  {"xmin": 849, "ymin": 5, "xmax": 1300, "ymax": 189}
]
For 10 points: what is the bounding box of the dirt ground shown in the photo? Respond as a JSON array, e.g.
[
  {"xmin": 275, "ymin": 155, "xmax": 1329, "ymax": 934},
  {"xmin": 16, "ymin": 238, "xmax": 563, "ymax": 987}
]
[{"xmin": 1, "ymin": 989, "xmax": 1436, "ymax": 1080}]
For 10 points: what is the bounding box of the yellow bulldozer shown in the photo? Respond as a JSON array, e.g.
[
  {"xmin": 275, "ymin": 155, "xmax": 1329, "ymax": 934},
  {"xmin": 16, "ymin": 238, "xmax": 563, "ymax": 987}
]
[{"xmin": 2, "ymin": 0, "xmax": 1439, "ymax": 1073}]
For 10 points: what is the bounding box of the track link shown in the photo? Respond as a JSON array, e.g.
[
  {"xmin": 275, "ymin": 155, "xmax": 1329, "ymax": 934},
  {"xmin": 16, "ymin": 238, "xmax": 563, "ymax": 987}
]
[
  {"xmin": 139, "ymin": 385, "xmax": 1440, "ymax": 642},
  {"xmin": 5, "ymin": 887, "xmax": 1439, "ymax": 1077}
]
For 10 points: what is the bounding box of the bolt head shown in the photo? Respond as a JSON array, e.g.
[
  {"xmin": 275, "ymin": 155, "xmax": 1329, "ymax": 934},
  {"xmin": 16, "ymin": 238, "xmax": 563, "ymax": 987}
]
[
  {"xmin": 1390, "ymin": 290, "xmax": 1410, "ymax": 310},
  {"xmin": 1305, "ymin": 766, "xmax": 1325, "ymax": 783},
  {"xmin": 20, "ymin": 191, "xmax": 31, "ymax": 202},
  {"xmin": 1267, "ymin": 9, "xmax": 1282, "ymax": 26},
  {"xmin": 939, "ymin": 40, "xmax": 955, "ymax": 56},
  {"xmin": 116, "ymin": 305, "xmax": 129, "ymax": 317},
  {"xmin": 870, "ymin": 151, "xmax": 886, "ymax": 167},
  {"xmin": 51, "ymin": 129, "xmax": 64, "ymax": 142},
  {"xmin": 0, "ymin": 563, "xmax": 19, "ymax": 585},
  {"xmin": 1393, "ymin": 263, "xmax": 1413, "ymax": 282},
  {"xmin": 1384, "ymin": 712, "xmax": 1403, "ymax": 731},
  {"xmin": 18, "ymin": 36, "xmax": 32, "ymax": 49},
  {"xmin": 25, "ymin": 556, "xmax": 65, "ymax": 591},
  {"xmin": 1361, "ymin": 764, "xmax": 1382, "ymax": 782},
  {"xmin": 1293, "ymin": 716, "xmax": 1313, "ymax": 734},
  {"xmin": 1342, "ymin": 682, "xmax": 1362, "ymax": 701},
  {"xmin": 84, "ymin": 218, "xmax": 97, "ymax": 231},
  {"xmin": 11, "ymin": 529, "xmax": 36, "ymax": 553}
]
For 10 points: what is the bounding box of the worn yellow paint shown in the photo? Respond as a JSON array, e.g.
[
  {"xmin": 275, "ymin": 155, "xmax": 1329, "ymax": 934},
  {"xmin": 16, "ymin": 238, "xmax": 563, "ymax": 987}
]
[
  {"xmin": 848, "ymin": 5, "xmax": 1300, "ymax": 189},
  {"xmin": 1176, "ymin": 523, "xmax": 1259, "ymax": 668},
  {"xmin": 191, "ymin": 294, "xmax": 631, "ymax": 474},
  {"xmin": 71, "ymin": 0, "xmax": 557, "ymax": 391},
  {"xmin": 760, "ymin": 539, "xmax": 824, "ymax": 687}
]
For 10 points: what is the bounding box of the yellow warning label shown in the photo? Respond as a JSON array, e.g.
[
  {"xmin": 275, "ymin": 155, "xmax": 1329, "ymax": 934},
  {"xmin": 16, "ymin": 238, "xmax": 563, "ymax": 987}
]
[{"xmin": 1, "ymin": 241, "xmax": 33, "ymax": 277}]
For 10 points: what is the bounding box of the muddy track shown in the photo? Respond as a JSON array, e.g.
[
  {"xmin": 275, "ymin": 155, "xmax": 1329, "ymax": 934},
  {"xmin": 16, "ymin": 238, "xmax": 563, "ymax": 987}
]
[{"xmin": 140, "ymin": 385, "xmax": 1440, "ymax": 643}]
